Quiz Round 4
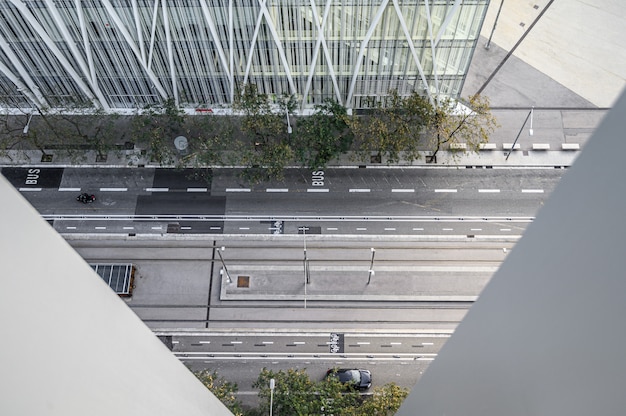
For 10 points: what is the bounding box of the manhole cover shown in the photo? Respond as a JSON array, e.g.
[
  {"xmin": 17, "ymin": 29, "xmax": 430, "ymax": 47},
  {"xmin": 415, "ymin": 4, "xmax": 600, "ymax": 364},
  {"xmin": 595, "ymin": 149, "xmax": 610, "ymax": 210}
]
[{"xmin": 237, "ymin": 276, "xmax": 250, "ymax": 288}]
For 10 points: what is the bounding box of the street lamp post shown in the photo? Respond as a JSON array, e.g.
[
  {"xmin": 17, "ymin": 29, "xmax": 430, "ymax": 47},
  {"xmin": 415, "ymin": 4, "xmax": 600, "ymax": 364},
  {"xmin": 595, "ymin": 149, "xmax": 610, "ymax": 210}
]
[
  {"xmin": 506, "ymin": 107, "xmax": 534, "ymax": 161},
  {"xmin": 217, "ymin": 246, "xmax": 232, "ymax": 283},
  {"xmin": 269, "ymin": 378, "xmax": 275, "ymax": 416},
  {"xmin": 367, "ymin": 248, "xmax": 376, "ymax": 284}
]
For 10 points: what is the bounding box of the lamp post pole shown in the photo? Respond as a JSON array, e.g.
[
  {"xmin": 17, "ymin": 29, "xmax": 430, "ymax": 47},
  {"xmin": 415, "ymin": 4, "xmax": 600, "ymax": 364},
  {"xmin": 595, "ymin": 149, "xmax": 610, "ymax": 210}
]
[
  {"xmin": 367, "ymin": 248, "xmax": 376, "ymax": 284},
  {"xmin": 506, "ymin": 107, "xmax": 534, "ymax": 161},
  {"xmin": 217, "ymin": 246, "xmax": 232, "ymax": 283},
  {"xmin": 269, "ymin": 378, "xmax": 275, "ymax": 416}
]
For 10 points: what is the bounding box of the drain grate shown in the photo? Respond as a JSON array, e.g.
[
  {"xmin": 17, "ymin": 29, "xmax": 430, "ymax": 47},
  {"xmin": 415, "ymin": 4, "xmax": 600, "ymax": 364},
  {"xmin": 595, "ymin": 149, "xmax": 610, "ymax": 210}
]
[{"xmin": 237, "ymin": 276, "xmax": 250, "ymax": 288}]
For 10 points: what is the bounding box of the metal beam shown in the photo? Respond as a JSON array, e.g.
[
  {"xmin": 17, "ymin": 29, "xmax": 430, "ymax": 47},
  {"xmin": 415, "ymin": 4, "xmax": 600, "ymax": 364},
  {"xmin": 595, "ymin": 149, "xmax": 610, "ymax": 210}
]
[
  {"xmin": 161, "ymin": 0, "xmax": 178, "ymax": 104},
  {"xmin": 0, "ymin": 31, "xmax": 47, "ymax": 107}
]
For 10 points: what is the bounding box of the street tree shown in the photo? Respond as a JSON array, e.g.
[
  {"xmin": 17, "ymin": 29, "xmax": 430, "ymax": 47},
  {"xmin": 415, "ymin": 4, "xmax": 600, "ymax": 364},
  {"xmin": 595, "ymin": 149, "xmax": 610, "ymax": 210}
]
[
  {"xmin": 130, "ymin": 98, "xmax": 185, "ymax": 165},
  {"xmin": 292, "ymin": 99, "xmax": 352, "ymax": 169},
  {"xmin": 345, "ymin": 382, "xmax": 409, "ymax": 416},
  {"xmin": 233, "ymin": 84, "xmax": 293, "ymax": 182},
  {"xmin": 427, "ymin": 94, "xmax": 498, "ymax": 160},
  {"xmin": 194, "ymin": 370, "xmax": 244, "ymax": 416}
]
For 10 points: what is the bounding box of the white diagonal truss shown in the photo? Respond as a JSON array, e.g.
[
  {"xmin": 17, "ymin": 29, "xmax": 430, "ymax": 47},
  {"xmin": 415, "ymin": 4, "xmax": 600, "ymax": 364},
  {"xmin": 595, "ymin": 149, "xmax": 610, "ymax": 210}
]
[{"xmin": 0, "ymin": 1, "xmax": 488, "ymax": 112}]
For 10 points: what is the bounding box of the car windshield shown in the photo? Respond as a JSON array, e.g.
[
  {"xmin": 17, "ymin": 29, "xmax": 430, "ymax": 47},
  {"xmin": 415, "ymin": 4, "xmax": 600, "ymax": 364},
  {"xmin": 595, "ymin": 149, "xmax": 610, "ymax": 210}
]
[{"xmin": 340, "ymin": 370, "xmax": 361, "ymax": 384}]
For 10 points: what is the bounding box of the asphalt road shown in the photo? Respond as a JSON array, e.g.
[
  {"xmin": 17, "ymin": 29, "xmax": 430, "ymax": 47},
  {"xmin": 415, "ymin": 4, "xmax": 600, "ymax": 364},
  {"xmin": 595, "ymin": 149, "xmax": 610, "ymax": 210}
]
[{"xmin": 3, "ymin": 166, "xmax": 563, "ymax": 236}]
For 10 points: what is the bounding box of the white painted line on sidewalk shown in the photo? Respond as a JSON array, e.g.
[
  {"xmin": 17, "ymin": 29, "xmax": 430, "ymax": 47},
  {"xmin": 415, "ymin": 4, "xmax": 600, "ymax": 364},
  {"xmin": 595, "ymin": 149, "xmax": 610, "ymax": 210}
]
[
  {"xmin": 19, "ymin": 187, "xmax": 41, "ymax": 191},
  {"xmin": 349, "ymin": 188, "xmax": 370, "ymax": 193},
  {"xmin": 478, "ymin": 189, "xmax": 500, "ymax": 193},
  {"xmin": 151, "ymin": 226, "xmax": 162, "ymax": 230},
  {"xmin": 187, "ymin": 188, "xmax": 208, "ymax": 192},
  {"xmin": 226, "ymin": 188, "xmax": 251, "ymax": 192},
  {"xmin": 100, "ymin": 187, "xmax": 127, "ymax": 192},
  {"xmin": 145, "ymin": 187, "xmax": 169, "ymax": 192},
  {"xmin": 307, "ymin": 188, "xmax": 329, "ymax": 193},
  {"xmin": 95, "ymin": 226, "xmax": 106, "ymax": 230},
  {"xmin": 392, "ymin": 189, "xmax": 415, "ymax": 193},
  {"xmin": 58, "ymin": 187, "xmax": 81, "ymax": 192},
  {"xmin": 522, "ymin": 189, "xmax": 544, "ymax": 193},
  {"xmin": 123, "ymin": 226, "xmax": 134, "ymax": 230},
  {"xmin": 266, "ymin": 188, "xmax": 289, "ymax": 192},
  {"xmin": 435, "ymin": 189, "xmax": 457, "ymax": 193},
  {"xmin": 66, "ymin": 226, "xmax": 77, "ymax": 230}
]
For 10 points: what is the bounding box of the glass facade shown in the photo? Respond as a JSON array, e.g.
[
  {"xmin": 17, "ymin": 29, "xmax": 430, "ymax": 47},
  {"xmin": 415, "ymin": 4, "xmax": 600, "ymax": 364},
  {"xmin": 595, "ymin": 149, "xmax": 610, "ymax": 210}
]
[{"xmin": 0, "ymin": 0, "xmax": 489, "ymax": 112}]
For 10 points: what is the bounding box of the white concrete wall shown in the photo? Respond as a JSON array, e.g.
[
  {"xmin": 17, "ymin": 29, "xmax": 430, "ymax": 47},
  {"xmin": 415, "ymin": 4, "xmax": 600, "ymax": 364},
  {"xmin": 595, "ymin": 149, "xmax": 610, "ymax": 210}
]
[{"xmin": 0, "ymin": 176, "xmax": 232, "ymax": 415}]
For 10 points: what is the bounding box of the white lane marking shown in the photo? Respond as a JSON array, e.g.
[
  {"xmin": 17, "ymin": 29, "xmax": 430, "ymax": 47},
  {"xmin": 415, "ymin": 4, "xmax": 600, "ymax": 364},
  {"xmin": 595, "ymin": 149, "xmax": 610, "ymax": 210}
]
[
  {"xmin": 470, "ymin": 228, "xmax": 482, "ymax": 231},
  {"xmin": 478, "ymin": 189, "xmax": 500, "ymax": 193},
  {"xmin": 349, "ymin": 188, "xmax": 370, "ymax": 193},
  {"xmin": 198, "ymin": 341, "xmax": 211, "ymax": 344},
  {"xmin": 19, "ymin": 187, "xmax": 42, "ymax": 191},
  {"xmin": 293, "ymin": 341, "xmax": 305, "ymax": 345},
  {"xmin": 307, "ymin": 188, "xmax": 329, "ymax": 193},
  {"xmin": 500, "ymin": 228, "xmax": 512, "ymax": 232},
  {"xmin": 392, "ymin": 189, "xmax": 415, "ymax": 193},
  {"xmin": 95, "ymin": 226, "xmax": 106, "ymax": 230},
  {"xmin": 522, "ymin": 189, "xmax": 544, "ymax": 193},
  {"xmin": 384, "ymin": 227, "xmax": 396, "ymax": 231},
  {"xmin": 181, "ymin": 226, "xmax": 192, "ymax": 230},
  {"xmin": 210, "ymin": 226, "xmax": 222, "ymax": 230},
  {"xmin": 58, "ymin": 187, "xmax": 81, "ymax": 192},
  {"xmin": 226, "ymin": 188, "xmax": 250, "ymax": 192},
  {"xmin": 239, "ymin": 227, "xmax": 250, "ymax": 230},
  {"xmin": 390, "ymin": 342, "xmax": 402, "ymax": 345},
  {"xmin": 422, "ymin": 342, "xmax": 434, "ymax": 346},
  {"xmin": 100, "ymin": 187, "xmax": 127, "ymax": 192},
  {"xmin": 357, "ymin": 342, "xmax": 370, "ymax": 345},
  {"xmin": 267, "ymin": 188, "xmax": 289, "ymax": 192},
  {"xmin": 435, "ymin": 189, "xmax": 457, "ymax": 193},
  {"xmin": 172, "ymin": 341, "xmax": 179, "ymax": 344},
  {"xmin": 145, "ymin": 187, "xmax": 169, "ymax": 192},
  {"xmin": 442, "ymin": 228, "xmax": 454, "ymax": 231},
  {"xmin": 413, "ymin": 227, "xmax": 424, "ymax": 231},
  {"xmin": 151, "ymin": 226, "xmax": 162, "ymax": 230},
  {"xmin": 187, "ymin": 188, "xmax": 208, "ymax": 192},
  {"xmin": 66, "ymin": 226, "xmax": 77, "ymax": 230},
  {"xmin": 356, "ymin": 227, "xmax": 367, "ymax": 231},
  {"xmin": 327, "ymin": 227, "xmax": 338, "ymax": 231},
  {"xmin": 262, "ymin": 341, "xmax": 274, "ymax": 345},
  {"xmin": 123, "ymin": 226, "xmax": 134, "ymax": 230},
  {"xmin": 230, "ymin": 341, "xmax": 243, "ymax": 344}
]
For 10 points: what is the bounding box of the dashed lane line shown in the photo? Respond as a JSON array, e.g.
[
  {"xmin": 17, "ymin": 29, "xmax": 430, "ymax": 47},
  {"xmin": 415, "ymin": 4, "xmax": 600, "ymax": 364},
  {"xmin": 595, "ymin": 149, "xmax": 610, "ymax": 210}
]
[
  {"xmin": 145, "ymin": 187, "xmax": 169, "ymax": 192},
  {"xmin": 100, "ymin": 187, "xmax": 128, "ymax": 192}
]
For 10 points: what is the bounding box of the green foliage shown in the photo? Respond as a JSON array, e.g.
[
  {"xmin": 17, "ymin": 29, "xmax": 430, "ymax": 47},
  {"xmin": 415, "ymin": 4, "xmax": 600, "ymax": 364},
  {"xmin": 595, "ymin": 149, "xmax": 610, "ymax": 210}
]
[
  {"xmin": 292, "ymin": 99, "xmax": 352, "ymax": 169},
  {"xmin": 253, "ymin": 367, "xmax": 361, "ymax": 416},
  {"xmin": 428, "ymin": 94, "xmax": 498, "ymax": 158},
  {"xmin": 348, "ymin": 90, "xmax": 430, "ymax": 164},
  {"xmin": 194, "ymin": 370, "xmax": 244, "ymax": 416},
  {"xmin": 345, "ymin": 383, "xmax": 409, "ymax": 416},
  {"xmin": 130, "ymin": 98, "xmax": 184, "ymax": 165}
]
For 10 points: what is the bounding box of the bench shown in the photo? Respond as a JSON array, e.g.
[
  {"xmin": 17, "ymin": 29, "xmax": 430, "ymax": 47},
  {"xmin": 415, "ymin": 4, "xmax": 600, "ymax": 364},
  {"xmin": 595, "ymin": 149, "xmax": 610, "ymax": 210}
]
[
  {"xmin": 561, "ymin": 143, "xmax": 580, "ymax": 150},
  {"xmin": 503, "ymin": 143, "xmax": 521, "ymax": 150},
  {"xmin": 532, "ymin": 143, "xmax": 551, "ymax": 150},
  {"xmin": 479, "ymin": 143, "xmax": 497, "ymax": 150},
  {"xmin": 450, "ymin": 142, "xmax": 467, "ymax": 150}
]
